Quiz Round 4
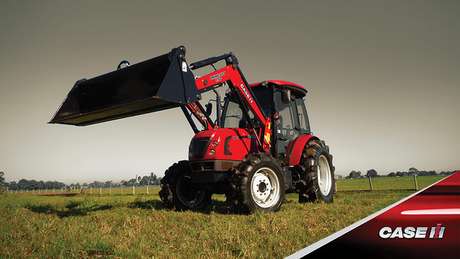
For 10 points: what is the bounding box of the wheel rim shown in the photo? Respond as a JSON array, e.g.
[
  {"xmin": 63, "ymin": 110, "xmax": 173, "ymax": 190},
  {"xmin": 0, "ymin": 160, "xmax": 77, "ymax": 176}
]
[
  {"xmin": 176, "ymin": 175, "xmax": 206, "ymax": 207},
  {"xmin": 317, "ymin": 155, "xmax": 332, "ymax": 196},
  {"xmin": 250, "ymin": 167, "xmax": 281, "ymax": 208}
]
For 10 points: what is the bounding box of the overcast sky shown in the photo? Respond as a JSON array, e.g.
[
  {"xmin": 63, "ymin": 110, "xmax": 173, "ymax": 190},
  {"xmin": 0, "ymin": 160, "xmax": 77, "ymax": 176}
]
[{"xmin": 1, "ymin": 1, "xmax": 459, "ymax": 183}]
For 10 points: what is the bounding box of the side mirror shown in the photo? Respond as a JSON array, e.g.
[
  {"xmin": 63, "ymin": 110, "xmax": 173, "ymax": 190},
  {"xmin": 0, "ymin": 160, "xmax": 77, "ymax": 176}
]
[
  {"xmin": 282, "ymin": 89, "xmax": 291, "ymax": 104},
  {"xmin": 205, "ymin": 102, "xmax": 213, "ymax": 116}
]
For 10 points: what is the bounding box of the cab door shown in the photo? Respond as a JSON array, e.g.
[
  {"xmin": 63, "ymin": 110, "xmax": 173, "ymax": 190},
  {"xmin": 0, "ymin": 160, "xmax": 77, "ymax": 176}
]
[
  {"xmin": 273, "ymin": 89, "xmax": 302, "ymax": 158},
  {"xmin": 293, "ymin": 96, "xmax": 311, "ymax": 134}
]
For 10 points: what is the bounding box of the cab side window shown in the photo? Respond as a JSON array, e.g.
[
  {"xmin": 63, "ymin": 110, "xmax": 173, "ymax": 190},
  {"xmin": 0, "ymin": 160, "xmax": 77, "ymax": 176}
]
[
  {"xmin": 274, "ymin": 91, "xmax": 296, "ymax": 132},
  {"xmin": 295, "ymin": 98, "xmax": 310, "ymax": 133},
  {"xmin": 278, "ymin": 101, "xmax": 295, "ymax": 130}
]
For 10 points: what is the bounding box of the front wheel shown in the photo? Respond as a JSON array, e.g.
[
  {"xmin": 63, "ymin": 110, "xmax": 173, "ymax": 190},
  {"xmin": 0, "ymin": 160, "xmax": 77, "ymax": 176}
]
[
  {"xmin": 159, "ymin": 161, "xmax": 211, "ymax": 211},
  {"xmin": 231, "ymin": 154, "xmax": 285, "ymax": 213}
]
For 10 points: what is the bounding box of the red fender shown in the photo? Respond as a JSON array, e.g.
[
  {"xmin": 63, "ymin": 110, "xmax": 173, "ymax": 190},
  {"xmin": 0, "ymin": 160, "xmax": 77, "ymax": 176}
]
[{"xmin": 287, "ymin": 134, "xmax": 319, "ymax": 166}]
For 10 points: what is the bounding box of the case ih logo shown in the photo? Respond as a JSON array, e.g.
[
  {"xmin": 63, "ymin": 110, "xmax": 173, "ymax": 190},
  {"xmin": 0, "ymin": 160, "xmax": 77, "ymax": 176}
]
[
  {"xmin": 240, "ymin": 84, "xmax": 254, "ymax": 104},
  {"xmin": 379, "ymin": 224, "xmax": 445, "ymax": 239},
  {"xmin": 210, "ymin": 72, "xmax": 225, "ymax": 82}
]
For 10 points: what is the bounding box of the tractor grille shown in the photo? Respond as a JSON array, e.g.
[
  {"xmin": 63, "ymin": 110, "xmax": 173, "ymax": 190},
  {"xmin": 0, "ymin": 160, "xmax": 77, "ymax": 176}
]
[
  {"xmin": 189, "ymin": 137, "xmax": 210, "ymax": 159},
  {"xmin": 190, "ymin": 160, "xmax": 240, "ymax": 172},
  {"xmin": 190, "ymin": 161, "xmax": 215, "ymax": 172}
]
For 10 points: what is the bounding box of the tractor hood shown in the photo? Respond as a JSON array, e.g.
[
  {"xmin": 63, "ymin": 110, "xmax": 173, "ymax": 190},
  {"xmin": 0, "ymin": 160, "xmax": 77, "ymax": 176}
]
[{"xmin": 49, "ymin": 46, "xmax": 199, "ymax": 126}]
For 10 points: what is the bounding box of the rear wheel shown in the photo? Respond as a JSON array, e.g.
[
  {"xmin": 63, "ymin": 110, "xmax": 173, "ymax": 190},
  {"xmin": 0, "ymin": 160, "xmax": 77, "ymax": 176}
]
[
  {"xmin": 230, "ymin": 154, "xmax": 285, "ymax": 213},
  {"xmin": 299, "ymin": 140, "xmax": 335, "ymax": 203},
  {"xmin": 159, "ymin": 160, "xmax": 211, "ymax": 211}
]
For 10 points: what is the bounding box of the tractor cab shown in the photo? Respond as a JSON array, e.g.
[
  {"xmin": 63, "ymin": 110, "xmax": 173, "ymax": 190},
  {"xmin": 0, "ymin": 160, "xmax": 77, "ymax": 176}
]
[{"xmin": 220, "ymin": 80, "xmax": 310, "ymax": 159}]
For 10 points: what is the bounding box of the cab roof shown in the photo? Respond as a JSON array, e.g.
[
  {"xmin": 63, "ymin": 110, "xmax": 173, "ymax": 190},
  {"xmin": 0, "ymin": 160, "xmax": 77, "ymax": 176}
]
[{"xmin": 250, "ymin": 80, "xmax": 308, "ymax": 96}]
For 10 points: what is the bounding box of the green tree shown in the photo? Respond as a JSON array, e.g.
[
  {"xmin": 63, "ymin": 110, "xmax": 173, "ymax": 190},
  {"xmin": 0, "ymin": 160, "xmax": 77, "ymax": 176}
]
[
  {"xmin": 348, "ymin": 170, "xmax": 361, "ymax": 179},
  {"xmin": 140, "ymin": 176, "xmax": 150, "ymax": 186},
  {"xmin": 408, "ymin": 167, "xmax": 419, "ymax": 176},
  {"xmin": 366, "ymin": 169, "xmax": 378, "ymax": 177},
  {"xmin": 408, "ymin": 167, "xmax": 418, "ymax": 173}
]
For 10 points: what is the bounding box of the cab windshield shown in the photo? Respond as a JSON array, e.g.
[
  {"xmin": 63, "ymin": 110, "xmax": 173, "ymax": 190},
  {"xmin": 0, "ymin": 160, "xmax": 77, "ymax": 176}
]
[{"xmin": 221, "ymin": 87, "xmax": 273, "ymax": 128}]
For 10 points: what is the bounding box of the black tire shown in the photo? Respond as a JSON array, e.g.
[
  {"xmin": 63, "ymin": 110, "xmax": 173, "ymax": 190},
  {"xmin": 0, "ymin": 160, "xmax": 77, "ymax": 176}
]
[
  {"xmin": 230, "ymin": 153, "xmax": 285, "ymax": 213},
  {"xmin": 159, "ymin": 160, "xmax": 211, "ymax": 211},
  {"xmin": 299, "ymin": 139, "xmax": 335, "ymax": 203}
]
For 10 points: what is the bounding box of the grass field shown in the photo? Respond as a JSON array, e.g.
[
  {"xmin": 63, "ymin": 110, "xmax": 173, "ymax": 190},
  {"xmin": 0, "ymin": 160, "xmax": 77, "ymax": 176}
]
[
  {"xmin": 336, "ymin": 175, "xmax": 443, "ymax": 191},
  {"xmin": 0, "ymin": 176, "xmax": 443, "ymax": 258}
]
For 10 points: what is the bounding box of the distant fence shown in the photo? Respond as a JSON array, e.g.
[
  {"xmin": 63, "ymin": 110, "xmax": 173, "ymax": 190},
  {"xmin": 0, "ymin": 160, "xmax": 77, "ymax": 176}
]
[
  {"xmin": 5, "ymin": 185, "xmax": 161, "ymax": 195},
  {"xmin": 335, "ymin": 175, "xmax": 443, "ymax": 192},
  {"xmin": 4, "ymin": 175, "xmax": 445, "ymax": 195}
]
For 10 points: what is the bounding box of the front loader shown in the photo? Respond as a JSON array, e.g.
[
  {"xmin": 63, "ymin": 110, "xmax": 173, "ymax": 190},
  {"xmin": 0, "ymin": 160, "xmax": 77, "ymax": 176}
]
[{"xmin": 51, "ymin": 46, "xmax": 335, "ymax": 213}]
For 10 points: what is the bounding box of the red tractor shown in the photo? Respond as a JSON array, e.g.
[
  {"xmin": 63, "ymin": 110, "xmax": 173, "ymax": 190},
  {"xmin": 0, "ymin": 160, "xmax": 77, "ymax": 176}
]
[{"xmin": 51, "ymin": 46, "xmax": 335, "ymax": 213}]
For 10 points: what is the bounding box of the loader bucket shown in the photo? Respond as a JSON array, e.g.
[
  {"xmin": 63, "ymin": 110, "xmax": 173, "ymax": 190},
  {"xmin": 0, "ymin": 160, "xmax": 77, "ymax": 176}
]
[{"xmin": 50, "ymin": 47, "xmax": 199, "ymax": 126}]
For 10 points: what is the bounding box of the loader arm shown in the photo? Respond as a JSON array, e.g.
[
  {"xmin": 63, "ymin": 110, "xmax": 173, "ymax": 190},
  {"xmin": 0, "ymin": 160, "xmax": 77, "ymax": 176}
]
[
  {"xmin": 184, "ymin": 101, "xmax": 214, "ymax": 131},
  {"xmin": 192, "ymin": 62, "xmax": 272, "ymax": 152}
]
